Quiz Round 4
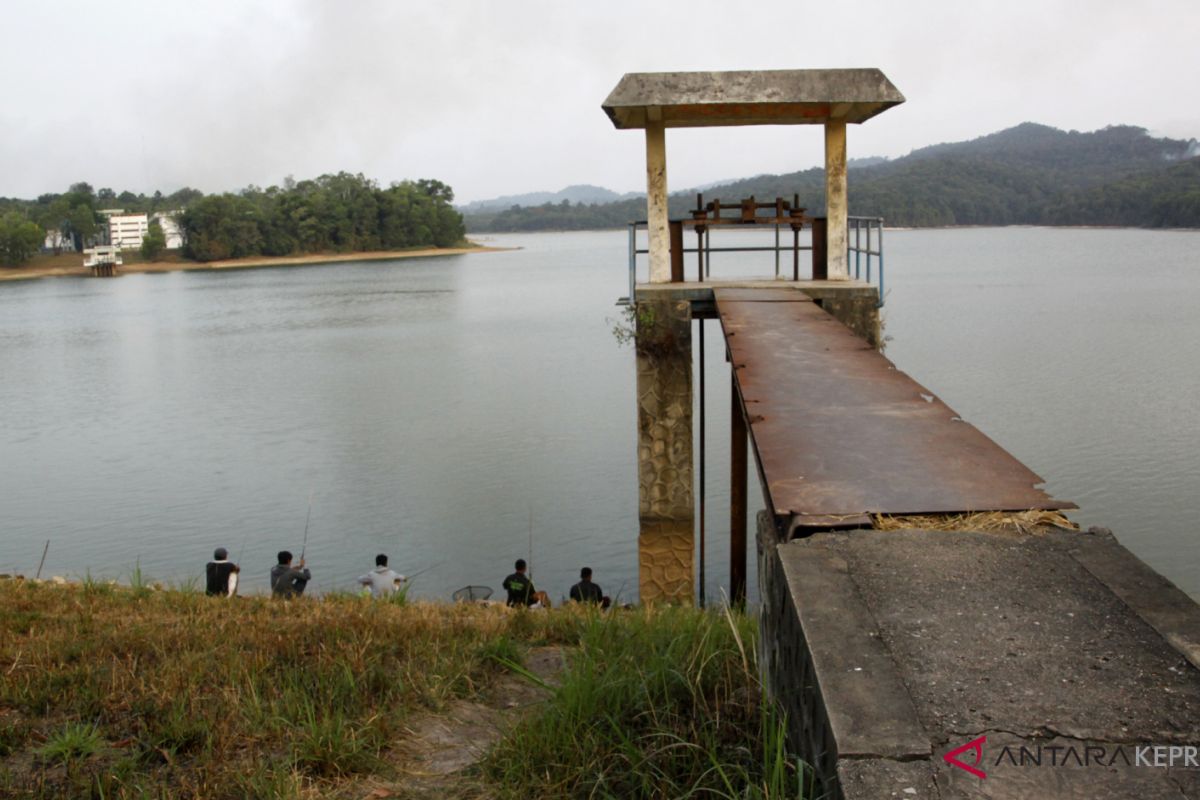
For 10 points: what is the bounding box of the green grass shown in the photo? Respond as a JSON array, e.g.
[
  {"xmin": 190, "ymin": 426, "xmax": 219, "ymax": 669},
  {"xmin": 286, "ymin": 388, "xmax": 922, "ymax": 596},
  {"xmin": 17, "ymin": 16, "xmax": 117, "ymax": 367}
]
[
  {"xmin": 484, "ymin": 606, "xmax": 809, "ymax": 798},
  {"xmin": 35, "ymin": 722, "xmax": 104, "ymax": 765},
  {"xmin": 127, "ymin": 558, "xmax": 152, "ymax": 599}
]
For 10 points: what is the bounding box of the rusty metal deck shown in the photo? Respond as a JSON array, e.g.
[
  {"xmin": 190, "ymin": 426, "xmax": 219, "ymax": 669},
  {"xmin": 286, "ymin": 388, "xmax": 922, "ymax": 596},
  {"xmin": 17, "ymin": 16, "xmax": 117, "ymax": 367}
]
[{"xmin": 715, "ymin": 288, "xmax": 1075, "ymax": 530}]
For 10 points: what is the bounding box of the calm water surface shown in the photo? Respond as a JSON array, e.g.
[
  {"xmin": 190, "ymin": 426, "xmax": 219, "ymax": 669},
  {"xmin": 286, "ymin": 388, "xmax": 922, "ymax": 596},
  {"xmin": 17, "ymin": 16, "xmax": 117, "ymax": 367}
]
[{"xmin": 1, "ymin": 228, "xmax": 1197, "ymax": 601}]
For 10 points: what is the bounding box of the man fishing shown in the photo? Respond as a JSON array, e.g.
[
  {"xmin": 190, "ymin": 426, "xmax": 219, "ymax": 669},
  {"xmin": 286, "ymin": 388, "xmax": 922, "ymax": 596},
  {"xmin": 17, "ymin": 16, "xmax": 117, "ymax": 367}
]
[
  {"xmin": 271, "ymin": 551, "xmax": 311, "ymax": 598},
  {"xmin": 205, "ymin": 547, "xmax": 240, "ymax": 597},
  {"xmin": 502, "ymin": 558, "xmax": 550, "ymax": 608},
  {"xmin": 357, "ymin": 554, "xmax": 407, "ymax": 599},
  {"xmin": 569, "ymin": 566, "xmax": 610, "ymax": 609}
]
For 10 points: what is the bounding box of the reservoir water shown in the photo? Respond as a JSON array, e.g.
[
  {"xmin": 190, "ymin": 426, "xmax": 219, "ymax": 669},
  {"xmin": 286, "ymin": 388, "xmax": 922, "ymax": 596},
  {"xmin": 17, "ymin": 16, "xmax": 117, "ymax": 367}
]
[{"xmin": 1, "ymin": 228, "xmax": 1197, "ymax": 602}]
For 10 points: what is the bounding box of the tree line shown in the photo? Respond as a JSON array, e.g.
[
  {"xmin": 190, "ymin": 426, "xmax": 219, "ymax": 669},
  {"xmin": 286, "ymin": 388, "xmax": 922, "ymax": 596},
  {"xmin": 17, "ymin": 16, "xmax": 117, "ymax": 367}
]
[{"xmin": 0, "ymin": 173, "xmax": 466, "ymax": 266}]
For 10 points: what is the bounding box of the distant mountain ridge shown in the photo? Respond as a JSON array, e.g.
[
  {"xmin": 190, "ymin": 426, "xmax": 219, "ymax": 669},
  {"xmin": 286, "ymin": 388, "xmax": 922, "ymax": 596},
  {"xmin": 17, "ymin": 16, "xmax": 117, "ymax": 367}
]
[
  {"xmin": 458, "ymin": 184, "xmax": 641, "ymax": 212},
  {"xmin": 465, "ymin": 123, "xmax": 1200, "ymax": 231}
]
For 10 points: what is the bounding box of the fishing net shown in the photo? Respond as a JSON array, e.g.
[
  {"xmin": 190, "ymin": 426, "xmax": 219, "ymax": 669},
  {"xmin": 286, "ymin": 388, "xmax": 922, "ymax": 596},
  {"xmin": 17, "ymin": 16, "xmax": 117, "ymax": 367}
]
[{"xmin": 453, "ymin": 585, "xmax": 493, "ymax": 602}]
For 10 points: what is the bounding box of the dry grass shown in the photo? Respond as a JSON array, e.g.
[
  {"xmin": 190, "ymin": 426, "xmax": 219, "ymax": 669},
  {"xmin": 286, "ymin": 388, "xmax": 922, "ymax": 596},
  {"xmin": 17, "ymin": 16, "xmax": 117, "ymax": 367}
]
[
  {"xmin": 0, "ymin": 581, "xmax": 579, "ymax": 798},
  {"xmin": 872, "ymin": 509, "xmax": 1078, "ymax": 534}
]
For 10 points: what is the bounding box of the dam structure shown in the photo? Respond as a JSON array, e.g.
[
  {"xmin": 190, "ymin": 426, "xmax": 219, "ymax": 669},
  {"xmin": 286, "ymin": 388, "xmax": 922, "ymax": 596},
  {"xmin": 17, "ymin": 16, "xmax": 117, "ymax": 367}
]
[{"xmin": 603, "ymin": 69, "xmax": 1200, "ymax": 798}]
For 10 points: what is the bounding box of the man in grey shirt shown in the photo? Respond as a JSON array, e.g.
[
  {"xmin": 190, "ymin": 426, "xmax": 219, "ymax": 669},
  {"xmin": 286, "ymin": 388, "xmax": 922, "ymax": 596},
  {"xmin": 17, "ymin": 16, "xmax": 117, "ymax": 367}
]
[{"xmin": 270, "ymin": 550, "xmax": 311, "ymax": 598}]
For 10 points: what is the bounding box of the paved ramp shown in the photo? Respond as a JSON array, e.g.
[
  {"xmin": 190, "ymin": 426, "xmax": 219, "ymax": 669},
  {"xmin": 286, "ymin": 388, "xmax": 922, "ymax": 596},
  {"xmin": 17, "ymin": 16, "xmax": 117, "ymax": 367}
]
[{"xmin": 715, "ymin": 288, "xmax": 1074, "ymax": 529}]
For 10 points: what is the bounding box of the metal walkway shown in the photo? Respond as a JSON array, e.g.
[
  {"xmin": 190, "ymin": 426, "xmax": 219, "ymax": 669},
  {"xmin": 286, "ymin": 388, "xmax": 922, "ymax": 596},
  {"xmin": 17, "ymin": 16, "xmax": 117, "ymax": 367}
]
[{"xmin": 716, "ymin": 287, "xmax": 1075, "ymax": 531}]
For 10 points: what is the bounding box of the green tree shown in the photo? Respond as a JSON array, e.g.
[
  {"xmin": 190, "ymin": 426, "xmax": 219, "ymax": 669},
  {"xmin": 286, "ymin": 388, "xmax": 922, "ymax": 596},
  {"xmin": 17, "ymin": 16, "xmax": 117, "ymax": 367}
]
[
  {"xmin": 141, "ymin": 219, "xmax": 167, "ymax": 260},
  {"xmin": 38, "ymin": 197, "xmax": 71, "ymax": 253},
  {"xmin": 67, "ymin": 182, "xmax": 95, "ymax": 205},
  {"xmin": 0, "ymin": 212, "xmax": 45, "ymax": 266},
  {"xmin": 66, "ymin": 204, "xmax": 97, "ymax": 252}
]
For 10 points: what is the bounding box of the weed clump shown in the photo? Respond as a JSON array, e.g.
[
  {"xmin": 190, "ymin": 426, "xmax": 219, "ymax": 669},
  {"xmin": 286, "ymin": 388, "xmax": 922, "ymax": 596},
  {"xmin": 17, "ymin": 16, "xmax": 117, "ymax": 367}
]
[{"xmin": 484, "ymin": 605, "xmax": 808, "ymax": 798}]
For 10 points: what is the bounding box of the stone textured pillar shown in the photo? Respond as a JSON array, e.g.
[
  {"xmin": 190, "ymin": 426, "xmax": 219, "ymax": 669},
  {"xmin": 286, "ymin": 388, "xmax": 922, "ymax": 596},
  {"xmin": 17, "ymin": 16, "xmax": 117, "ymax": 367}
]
[
  {"xmin": 824, "ymin": 121, "xmax": 849, "ymax": 280},
  {"xmin": 644, "ymin": 117, "xmax": 671, "ymax": 283},
  {"xmin": 635, "ymin": 298, "xmax": 694, "ymax": 603}
]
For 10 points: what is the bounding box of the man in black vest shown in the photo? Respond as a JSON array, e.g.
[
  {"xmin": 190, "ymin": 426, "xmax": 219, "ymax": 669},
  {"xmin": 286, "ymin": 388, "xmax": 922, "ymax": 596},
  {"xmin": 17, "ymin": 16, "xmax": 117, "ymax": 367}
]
[
  {"xmin": 205, "ymin": 547, "xmax": 240, "ymax": 597},
  {"xmin": 569, "ymin": 567, "xmax": 610, "ymax": 609}
]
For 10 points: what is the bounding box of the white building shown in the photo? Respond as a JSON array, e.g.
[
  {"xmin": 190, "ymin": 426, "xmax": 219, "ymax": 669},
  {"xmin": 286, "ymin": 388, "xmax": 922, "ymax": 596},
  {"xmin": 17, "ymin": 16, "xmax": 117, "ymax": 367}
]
[
  {"xmin": 152, "ymin": 212, "xmax": 184, "ymax": 250},
  {"xmin": 43, "ymin": 230, "xmax": 72, "ymax": 252},
  {"xmin": 108, "ymin": 213, "xmax": 149, "ymax": 251}
]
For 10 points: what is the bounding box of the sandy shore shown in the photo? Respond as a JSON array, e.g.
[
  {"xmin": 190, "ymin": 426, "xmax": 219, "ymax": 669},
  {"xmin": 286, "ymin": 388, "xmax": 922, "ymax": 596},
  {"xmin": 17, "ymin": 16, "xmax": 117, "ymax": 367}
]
[{"xmin": 0, "ymin": 244, "xmax": 506, "ymax": 283}]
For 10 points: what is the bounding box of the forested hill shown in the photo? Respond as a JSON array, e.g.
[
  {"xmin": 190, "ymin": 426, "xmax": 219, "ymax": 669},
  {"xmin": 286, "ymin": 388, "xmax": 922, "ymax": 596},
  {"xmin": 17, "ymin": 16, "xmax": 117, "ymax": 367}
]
[{"xmin": 465, "ymin": 124, "xmax": 1200, "ymax": 231}]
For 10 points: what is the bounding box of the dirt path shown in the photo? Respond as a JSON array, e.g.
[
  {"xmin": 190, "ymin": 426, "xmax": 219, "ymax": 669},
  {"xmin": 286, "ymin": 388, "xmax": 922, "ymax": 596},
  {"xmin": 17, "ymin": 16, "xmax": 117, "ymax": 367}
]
[{"xmin": 353, "ymin": 647, "xmax": 565, "ymax": 800}]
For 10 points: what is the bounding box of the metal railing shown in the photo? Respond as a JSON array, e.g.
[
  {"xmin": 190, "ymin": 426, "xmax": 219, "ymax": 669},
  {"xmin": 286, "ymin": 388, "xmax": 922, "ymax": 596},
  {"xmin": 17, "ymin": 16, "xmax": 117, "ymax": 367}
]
[
  {"xmin": 622, "ymin": 217, "xmax": 886, "ymax": 307},
  {"xmin": 848, "ymin": 216, "xmax": 885, "ymax": 305}
]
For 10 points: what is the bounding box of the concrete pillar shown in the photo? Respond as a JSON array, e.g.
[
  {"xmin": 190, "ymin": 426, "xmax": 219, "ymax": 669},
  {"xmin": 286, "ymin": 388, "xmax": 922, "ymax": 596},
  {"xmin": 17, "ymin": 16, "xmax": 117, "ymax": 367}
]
[
  {"xmin": 635, "ymin": 299, "xmax": 694, "ymax": 603},
  {"xmin": 645, "ymin": 116, "xmax": 671, "ymax": 283},
  {"xmin": 824, "ymin": 121, "xmax": 848, "ymax": 280}
]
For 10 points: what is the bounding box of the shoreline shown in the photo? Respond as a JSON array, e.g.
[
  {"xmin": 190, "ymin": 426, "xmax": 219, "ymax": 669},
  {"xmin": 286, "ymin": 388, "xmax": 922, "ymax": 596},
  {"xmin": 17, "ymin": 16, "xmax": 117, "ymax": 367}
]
[{"xmin": 0, "ymin": 243, "xmax": 509, "ymax": 283}]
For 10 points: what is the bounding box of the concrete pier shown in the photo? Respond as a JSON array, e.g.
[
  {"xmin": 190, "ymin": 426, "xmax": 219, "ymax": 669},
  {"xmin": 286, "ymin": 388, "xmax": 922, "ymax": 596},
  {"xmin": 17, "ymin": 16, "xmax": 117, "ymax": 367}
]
[{"xmin": 758, "ymin": 516, "xmax": 1200, "ymax": 799}]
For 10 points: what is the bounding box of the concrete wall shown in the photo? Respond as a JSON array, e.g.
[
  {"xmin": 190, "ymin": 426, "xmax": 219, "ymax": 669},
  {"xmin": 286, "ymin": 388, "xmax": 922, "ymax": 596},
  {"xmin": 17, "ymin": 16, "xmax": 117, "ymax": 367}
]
[
  {"xmin": 814, "ymin": 294, "xmax": 881, "ymax": 349},
  {"xmin": 757, "ymin": 511, "xmax": 840, "ymax": 799},
  {"xmin": 757, "ymin": 513, "xmax": 1200, "ymax": 799}
]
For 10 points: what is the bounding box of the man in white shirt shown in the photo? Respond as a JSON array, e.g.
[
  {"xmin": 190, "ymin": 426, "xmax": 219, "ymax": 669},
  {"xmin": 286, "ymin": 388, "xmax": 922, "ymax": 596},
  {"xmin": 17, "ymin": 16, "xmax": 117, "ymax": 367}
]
[{"xmin": 357, "ymin": 553, "xmax": 407, "ymax": 599}]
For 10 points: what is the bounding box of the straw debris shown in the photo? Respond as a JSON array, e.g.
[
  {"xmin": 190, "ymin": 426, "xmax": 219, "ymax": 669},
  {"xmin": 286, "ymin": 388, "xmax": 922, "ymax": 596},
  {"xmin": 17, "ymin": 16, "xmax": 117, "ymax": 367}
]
[{"xmin": 872, "ymin": 509, "xmax": 1078, "ymax": 535}]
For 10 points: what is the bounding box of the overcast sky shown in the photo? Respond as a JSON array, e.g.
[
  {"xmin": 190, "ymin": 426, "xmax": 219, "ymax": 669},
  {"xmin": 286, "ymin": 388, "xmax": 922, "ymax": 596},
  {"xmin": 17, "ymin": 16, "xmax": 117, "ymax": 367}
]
[{"xmin": 2, "ymin": 0, "xmax": 1197, "ymax": 203}]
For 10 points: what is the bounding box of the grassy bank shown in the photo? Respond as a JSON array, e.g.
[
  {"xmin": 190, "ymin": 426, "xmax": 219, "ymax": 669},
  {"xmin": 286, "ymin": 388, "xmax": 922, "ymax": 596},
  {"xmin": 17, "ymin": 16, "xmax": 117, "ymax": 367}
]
[{"xmin": 0, "ymin": 580, "xmax": 805, "ymax": 798}]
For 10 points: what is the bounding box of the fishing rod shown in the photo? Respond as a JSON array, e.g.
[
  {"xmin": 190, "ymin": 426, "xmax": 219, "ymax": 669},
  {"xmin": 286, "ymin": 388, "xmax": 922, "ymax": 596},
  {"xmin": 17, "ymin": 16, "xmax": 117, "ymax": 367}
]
[
  {"xmin": 236, "ymin": 530, "xmax": 248, "ymax": 567},
  {"xmin": 35, "ymin": 539, "xmax": 49, "ymax": 581},
  {"xmin": 406, "ymin": 561, "xmax": 444, "ymax": 582},
  {"xmin": 300, "ymin": 491, "xmax": 313, "ymax": 562},
  {"xmin": 224, "ymin": 531, "xmax": 250, "ymax": 598}
]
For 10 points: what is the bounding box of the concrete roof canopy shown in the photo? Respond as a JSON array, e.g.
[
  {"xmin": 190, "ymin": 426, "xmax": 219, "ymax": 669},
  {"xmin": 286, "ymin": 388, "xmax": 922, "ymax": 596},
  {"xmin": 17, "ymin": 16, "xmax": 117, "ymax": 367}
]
[{"xmin": 602, "ymin": 68, "xmax": 905, "ymax": 129}]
